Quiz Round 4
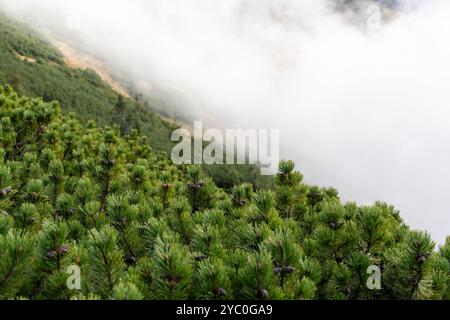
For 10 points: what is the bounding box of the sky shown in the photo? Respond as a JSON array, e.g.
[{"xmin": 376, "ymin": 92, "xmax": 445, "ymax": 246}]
[{"xmin": 0, "ymin": 0, "xmax": 449, "ymax": 244}]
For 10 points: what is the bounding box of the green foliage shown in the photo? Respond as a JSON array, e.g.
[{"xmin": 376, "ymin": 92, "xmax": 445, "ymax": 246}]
[
  {"xmin": 111, "ymin": 281, "xmax": 144, "ymax": 300},
  {"xmin": 437, "ymin": 237, "xmax": 450, "ymax": 299},
  {"xmin": 0, "ymin": 12, "xmax": 174, "ymax": 152},
  {"xmin": 383, "ymin": 231, "xmax": 435, "ymax": 299},
  {"xmin": 150, "ymin": 238, "xmax": 193, "ymax": 300},
  {"xmin": 193, "ymin": 258, "xmax": 232, "ymax": 299},
  {"xmin": 0, "ymin": 230, "xmax": 34, "ymax": 298},
  {"xmin": 237, "ymin": 251, "xmax": 278, "ymax": 299},
  {"xmin": 85, "ymin": 226, "xmax": 126, "ymax": 298},
  {"xmin": 0, "ymin": 85, "xmax": 448, "ymax": 301}
]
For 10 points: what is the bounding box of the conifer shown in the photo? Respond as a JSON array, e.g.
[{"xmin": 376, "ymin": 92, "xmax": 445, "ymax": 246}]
[{"xmin": 0, "ymin": 86, "xmax": 448, "ymax": 300}]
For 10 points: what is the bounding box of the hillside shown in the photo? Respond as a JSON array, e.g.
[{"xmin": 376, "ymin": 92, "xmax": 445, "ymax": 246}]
[
  {"xmin": 51, "ymin": 39, "xmax": 130, "ymax": 98},
  {"xmin": 0, "ymin": 12, "xmax": 175, "ymax": 152},
  {"xmin": 0, "ymin": 85, "xmax": 449, "ymax": 300},
  {"xmin": 0, "ymin": 12, "xmax": 273, "ymax": 189}
]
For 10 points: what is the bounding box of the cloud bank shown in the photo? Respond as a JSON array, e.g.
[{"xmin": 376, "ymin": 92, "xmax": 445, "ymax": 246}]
[{"xmin": 1, "ymin": 0, "xmax": 450, "ymax": 243}]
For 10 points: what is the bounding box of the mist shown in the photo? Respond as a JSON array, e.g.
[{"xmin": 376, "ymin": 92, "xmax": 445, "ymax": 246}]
[{"xmin": 1, "ymin": 0, "xmax": 449, "ymax": 243}]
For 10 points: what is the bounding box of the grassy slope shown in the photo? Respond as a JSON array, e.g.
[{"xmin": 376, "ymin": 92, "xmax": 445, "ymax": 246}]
[
  {"xmin": 0, "ymin": 12, "xmax": 273, "ymax": 189},
  {"xmin": 0, "ymin": 12, "xmax": 175, "ymax": 153}
]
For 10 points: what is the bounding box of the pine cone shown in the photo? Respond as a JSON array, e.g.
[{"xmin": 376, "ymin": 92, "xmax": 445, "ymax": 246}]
[
  {"xmin": 194, "ymin": 255, "xmax": 208, "ymax": 261},
  {"xmin": 0, "ymin": 188, "xmax": 13, "ymax": 197},
  {"xmin": 273, "ymin": 266, "xmax": 283, "ymax": 274},
  {"xmin": 197, "ymin": 181, "xmax": 205, "ymax": 188},
  {"xmin": 417, "ymin": 252, "xmax": 430, "ymax": 263},
  {"xmin": 215, "ymin": 287, "xmax": 227, "ymax": 297},
  {"xmin": 166, "ymin": 275, "xmax": 181, "ymax": 285},
  {"xmin": 58, "ymin": 244, "xmax": 69, "ymax": 255},
  {"xmin": 125, "ymin": 256, "xmax": 137, "ymax": 265},
  {"xmin": 106, "ymin": 159, "xmax": 115, "ymax": 168},
  {"xmin": 46, "ymin": 250, "xmax": 57, "ymax": 259},
  {"xmin": 238, "ymin": 199, "xmax": 248, "ymax": 206},
  {"xmin": 256, "ymin": 288, "xmax": 268, "ymax": 299},
  {"xmin": 161, "ymin": 183, "xmax": 170, "ymax": 190},
  {"xmin": 188, "ymin": 182, "xmax": 204, "ymax": 190},
  {"xmin": 284, "ymin": 266, "xmax": 295, "ymax": 274}
]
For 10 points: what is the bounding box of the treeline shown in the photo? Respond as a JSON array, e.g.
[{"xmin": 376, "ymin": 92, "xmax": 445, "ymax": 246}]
[{"xmin": 0, "ymin": 86, "xmax": 449, "ymax": 300}]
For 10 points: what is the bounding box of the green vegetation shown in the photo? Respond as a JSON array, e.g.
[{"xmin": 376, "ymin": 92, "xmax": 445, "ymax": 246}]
[
  {"xmin": 0, "ymin": 12, "xmax": 273, "ymax": 189},
  {"xmin": 0, "ymin": 86, "xmax": 449, "ymax": 300},
  {"xmin": 0, "ymin": 12, "xmax": 174, "ymax": 152}
]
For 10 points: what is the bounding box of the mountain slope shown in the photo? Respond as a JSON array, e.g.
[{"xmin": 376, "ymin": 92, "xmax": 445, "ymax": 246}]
[
  {"xmin": 0, "ymin": 85, "xmax": 448, "ymax": 300},
  {"xmin": 0, "ymin": 12, "xmax": 273, "ymax": 189},
  {"xmin": 0, "ymin": 12, "xmax": 175, "ymax": 153}
]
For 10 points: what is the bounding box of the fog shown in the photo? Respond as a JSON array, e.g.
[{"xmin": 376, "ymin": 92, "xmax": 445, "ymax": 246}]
[{"xmin": 1, "ymin": 0, "xmax": 449, "ymax": 243}]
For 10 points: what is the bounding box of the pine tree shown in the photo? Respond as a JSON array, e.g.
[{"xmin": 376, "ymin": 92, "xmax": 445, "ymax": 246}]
[
  {"xmin": 150, "ymin": 238, "xmax": 193, "ymax": 300},
  {"xmin": 111, "ymin": 281, "xmax": 144, "ymax": 300},
  {"xmin": 107, "ymin": 194, "xmax": 142, "ymax": 265},
  {"xmin": 85, "ymin": 226, "xmax": 125, "ymax": 298},
  {"xmin": 265, "ymin": 228, "xmax": 301, "ymax": 290},
  {"xmin": 0, "ymin": 164, "xmax": 15, "ymax": 215},
  {"xmin": 237, "ymin": 251, "xmax": 278, "ymax": 299},
  {"xmin": 252, "ymin": 190, "xmax": 282, "ymax": 228},
  {"xmin": 438, "ymin": 237, "xmax": 450, "ymax": 299},
  {"xmin": 0, "ymin": 86, "xmax": 449, "ymax": 300},
  {"xmin": 186, "ymin": 166, "xmax": 204, "ymax": 214},
  {"xmin": 168, "ymin": 198, "xmax": 194, "ymax": 246},
  {"xmin": 0, "ymin": 230, "xmax": 34, "ymax": 299},
  {"xmin": 95, "ymin": 143, "xmax": 118, "ymax": 213},
  {"xmin": 383, "ymin": 231, "xmax": 435, "ymax": 299},
  {"xmin": 275, "ymin": 160, "xmax": 306, "ymax": 219},
  {"xmin": 114, "ymin": 95, "xmax": 129, "ymax": 135},
  {"xmin": 193, "ymin": 258, "xmax": 232, "ymax": 299},
  {"xmin": 48, "ymin": 159, "xmax": 64, "ymax": 211}
]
